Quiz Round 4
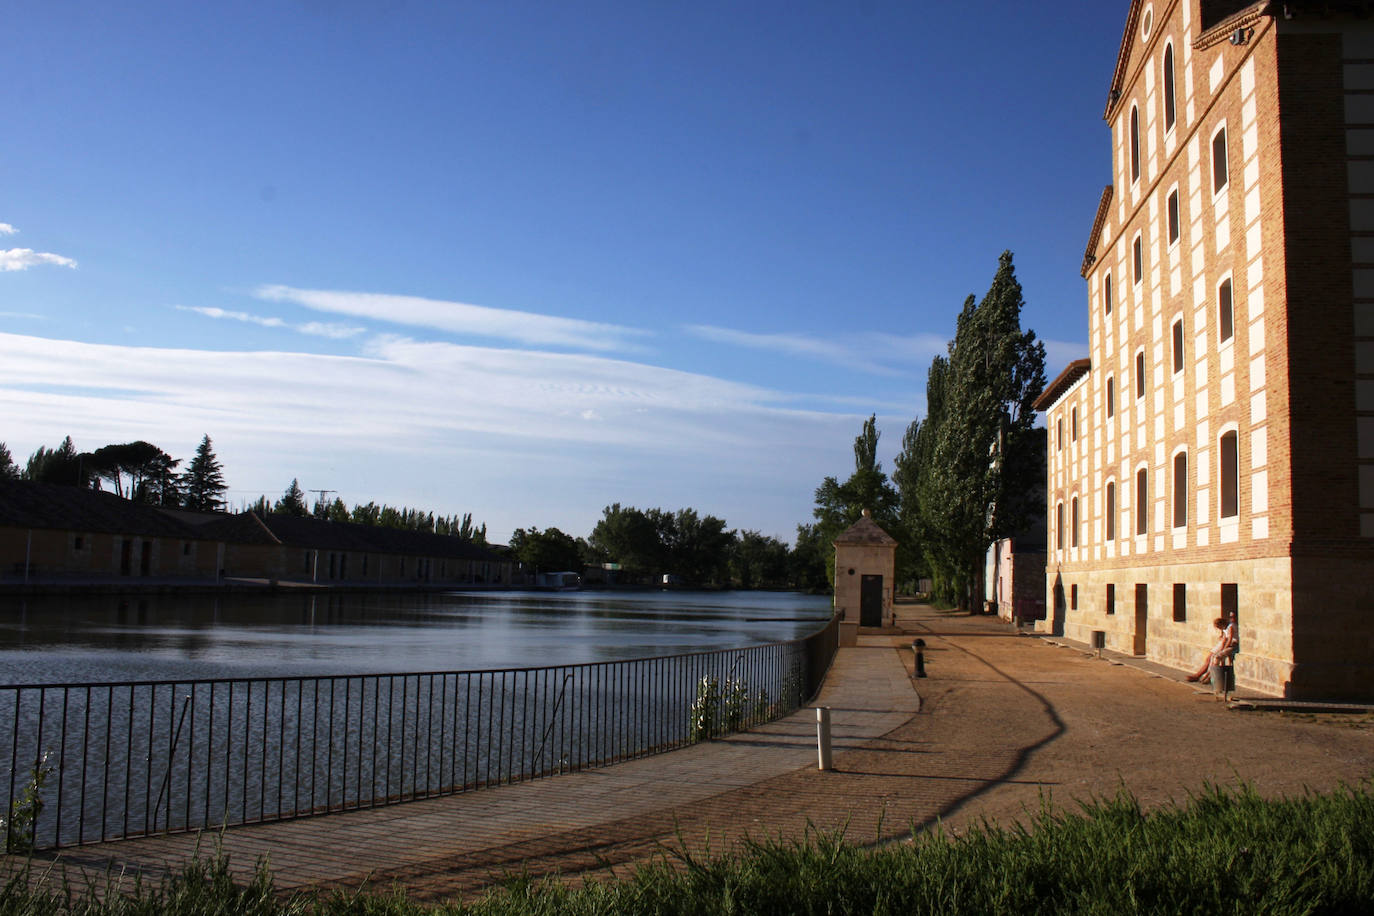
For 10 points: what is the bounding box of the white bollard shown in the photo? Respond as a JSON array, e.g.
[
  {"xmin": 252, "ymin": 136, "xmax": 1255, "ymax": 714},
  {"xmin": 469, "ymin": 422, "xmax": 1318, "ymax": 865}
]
[{"xmin": 816, "ymin": 706, "xmax": 833, "ymax": 771}]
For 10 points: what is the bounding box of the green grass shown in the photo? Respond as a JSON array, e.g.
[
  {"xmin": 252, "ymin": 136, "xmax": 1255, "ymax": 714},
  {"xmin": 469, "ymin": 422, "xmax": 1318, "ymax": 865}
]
[{"xmin": 5, "ymin": 783, "xmax": 1371, "ymax": 915}]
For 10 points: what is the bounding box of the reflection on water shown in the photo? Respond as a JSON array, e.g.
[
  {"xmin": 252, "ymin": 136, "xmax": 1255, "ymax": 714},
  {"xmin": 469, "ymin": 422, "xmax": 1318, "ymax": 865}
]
[{"xmin": 0, "ymin": 590, "xmax": 833, "ymax": 684}]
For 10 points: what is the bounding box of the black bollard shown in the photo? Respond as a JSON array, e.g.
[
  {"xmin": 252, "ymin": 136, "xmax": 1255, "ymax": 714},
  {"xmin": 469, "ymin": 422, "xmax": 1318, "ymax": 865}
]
[{"xmin": 913, "ymin": 638, "xmax": 927, "ymax": 678}]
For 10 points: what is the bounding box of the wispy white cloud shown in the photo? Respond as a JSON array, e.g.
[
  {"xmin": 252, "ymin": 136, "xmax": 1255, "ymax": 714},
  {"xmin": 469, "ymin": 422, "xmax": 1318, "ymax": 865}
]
[
  {"xmin": 684, "ymin": 324, "xmax": 947, "ymax": 377},
  {"xmin": 255, "ymin": 285, "xmax": 652, "ymax": 353},
  {"xmin": 0, "ymin": 224, "xmax": 16, "ymax": 236},
  {"xmin": 176, "ymin": 305, "xmax": 364, "ymax": 339},
  {"xmin": 1, "ymin": 248, "xmax": 77, "ymax": 272},
  {"xmin": 0, "ymin": 331, "xmax": 860, "ymax": 540},
  {"xmin": 0, "ymin": 311, "xmax": 44, "ymax": 320}
]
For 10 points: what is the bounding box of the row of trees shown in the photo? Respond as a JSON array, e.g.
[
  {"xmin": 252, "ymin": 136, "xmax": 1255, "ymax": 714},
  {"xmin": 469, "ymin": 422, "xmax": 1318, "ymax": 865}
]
[
  {"xmin": 811, "ymin": 251, "xmax": 1047, "ymax": 609},
  {"xmin": 507, "ymin": 505, "xmax": 830, "ymax": 590},
  {"xmin": 249, "ymin": 479, "xmax": 488, "ymax": 543},
  {"xmin": 1, "ymin": 435, "xmax": 229, "ymax": 511}
]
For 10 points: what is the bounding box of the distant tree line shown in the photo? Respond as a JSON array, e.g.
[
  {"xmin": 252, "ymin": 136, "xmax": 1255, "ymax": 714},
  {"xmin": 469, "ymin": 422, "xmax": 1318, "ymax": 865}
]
[
  {"xmin": 506, "ymin": 505, "xmax": 829, "ymax": 591},
  {"xmin": 247, "ymin": 478, "xmax": 488, "ymax": 544},
  {"xmin": 809, "ymin": 251, "xmax": 1047, "ymax": 610}
]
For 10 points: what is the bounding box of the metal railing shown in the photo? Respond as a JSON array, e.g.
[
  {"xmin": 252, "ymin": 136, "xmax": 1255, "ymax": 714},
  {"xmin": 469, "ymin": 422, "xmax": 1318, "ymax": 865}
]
[{"xmin": 1, "ymin": 613, "xmax": 838, "ymax": 851}]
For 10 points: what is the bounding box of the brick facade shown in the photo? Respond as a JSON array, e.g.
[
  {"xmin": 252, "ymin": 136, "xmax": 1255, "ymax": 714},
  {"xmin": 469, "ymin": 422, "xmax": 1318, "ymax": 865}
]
[{"xmin": 1036, "ymin": 1, "xmax": 1374, "ymax": 699}]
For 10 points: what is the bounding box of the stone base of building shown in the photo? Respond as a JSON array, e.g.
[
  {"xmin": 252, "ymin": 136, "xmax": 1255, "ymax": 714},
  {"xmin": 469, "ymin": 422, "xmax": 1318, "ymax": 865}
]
[{"xmin": 1038, "ymin": 552, "xmax": 1374, "ymax": 700}]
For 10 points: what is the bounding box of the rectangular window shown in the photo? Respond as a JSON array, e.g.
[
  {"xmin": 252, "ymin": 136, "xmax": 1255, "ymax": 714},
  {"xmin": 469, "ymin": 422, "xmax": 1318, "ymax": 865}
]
[
  {"xmin": 183, "ymin": 542, "xmax": 192, "ymax": 556},
  {"xmin": 1071, "ymin": 584, "xmax": 1079, "ymax": 610},
  {"xmin": 1072, "ymin": 407, "xmax": 1078, "ymax": 441},
  {"xmin": 1107, "ymin": 377, "xmax": 1115, "ymax": 418},
  {"xmin": 1220, "ymin": 431, "xmax": 1239, "ymax": 518},
  {"xmin": 1136, "ymin": 351, "xmax": 1146, "ymax": 399},
  {"xmin": 1212, "ymin": 127, "xmax": 1229, "ymax": 193},
  {"xmin": 1104, "ymin": 274, "xmax": 1113, "ymax": 315},
  {"xmin": 1106, "ymin": 583, "xmax": 1116, "ymax": 616},
  {"xmin": 1219, "ymin": 279, "xmax": 1234, "ymax": 343},
  {"xmin": 1173, "ymin": 452, "xmax": 1188, "ymax": 528},
  {"xmin": 1221, "ymin": 583, "xmax": 1238, "ymax": 624},
  {"xmin": 1173, "ymin": 583, "xmax": 1187, "ymax": 622},
  {"xmin": 1072, "ymin": 497, "xmax": 1080, "ymax": 548},
  {"xmin": 1057, "ymin": 416, "xmax": 1063, "ymax": 450},
  {"xmin": 1136, "ymin": 468, "xmax": 1149, "ymax": 535},
  {"xmin": 1167, "ymin": 189, "xmax": 1180, "ymax": 244},
  {"xmin": 1056, "ymin": 502, "xmax": 1064, "ymax": 550},
  {"xmin": 1133, "ymin": 234, "xmax": 1144, "ymax": 284},
  {"xmin": 1106, "ymin": 482, "xmax": 1116, "ymax": 541},
  {"xmin": 74, "ymin": 536, "xmax": 84, "ymax": 550},
  {"xmin": 1172, "ymin": 320, "xmax": 1184, "ymax": 373}
]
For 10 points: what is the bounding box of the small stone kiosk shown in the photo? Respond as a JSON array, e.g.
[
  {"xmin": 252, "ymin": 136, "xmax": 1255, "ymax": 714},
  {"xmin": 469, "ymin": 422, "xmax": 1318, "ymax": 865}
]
[{"xmin": 833, "ymin": 509, "xmax": 897, "ymax": 647}]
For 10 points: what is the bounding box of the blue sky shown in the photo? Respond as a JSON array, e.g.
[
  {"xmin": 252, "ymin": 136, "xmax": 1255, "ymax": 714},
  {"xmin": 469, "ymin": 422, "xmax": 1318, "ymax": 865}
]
[{"xmin": 2, "ymin": 0, "xmax": 1124, "ymax": 543}]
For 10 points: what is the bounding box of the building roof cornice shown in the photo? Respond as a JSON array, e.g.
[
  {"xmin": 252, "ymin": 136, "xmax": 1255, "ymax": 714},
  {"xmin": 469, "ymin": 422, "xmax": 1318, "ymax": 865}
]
[
  {"xmin": 1081, "ymin": 185, "xmax": 1114, "ymax": 278},
  {"xmin": 1104, "ymin": 0, "xmax": 1146, "ymax": 121},
  {"xmin": 1033, "ymin": 358, "xmax": 1092, "ymax": 412},
  {"xmin": 1194, "ymin": 1, "xmax": 1272, "ymax": 51}
]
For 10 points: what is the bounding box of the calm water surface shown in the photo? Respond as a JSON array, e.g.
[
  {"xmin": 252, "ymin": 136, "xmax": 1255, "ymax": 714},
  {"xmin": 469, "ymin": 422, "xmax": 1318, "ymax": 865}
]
[{"xmin": 0, "ymin": 590, "xmax": 833, "ymax": 685}]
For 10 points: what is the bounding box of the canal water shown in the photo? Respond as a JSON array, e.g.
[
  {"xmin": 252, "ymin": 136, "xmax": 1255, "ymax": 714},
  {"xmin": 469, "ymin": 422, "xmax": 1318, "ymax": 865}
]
[{"xmin": 0, "ymin": 590, "xmax": 834, "ymax": 685}]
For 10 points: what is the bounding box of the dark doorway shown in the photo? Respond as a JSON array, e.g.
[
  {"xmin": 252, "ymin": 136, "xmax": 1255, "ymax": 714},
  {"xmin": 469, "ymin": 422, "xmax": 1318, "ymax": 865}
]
[
  {"xmin": 119, "ymin": 539, "xmax": 132, "ymax": 576},
  {"xmin": 1051, "ymin": 572, "xmax": 1067, "ymax": 636},
  {"xmin": 1134, "ymin": 583, "xmax": 1148, "ymax": 655},
  {"xmin": 140, "ymin": 540, "xmax": 152, "ymax": 577},
  {"xmin": 860, "ymin": 575, "xmax": 883, "ymax": 627}
]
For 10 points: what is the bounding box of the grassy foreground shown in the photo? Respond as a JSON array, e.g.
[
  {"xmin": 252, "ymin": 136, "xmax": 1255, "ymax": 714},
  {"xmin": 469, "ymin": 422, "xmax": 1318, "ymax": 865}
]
[{"xmin": 3, "ymin": 783, "xmax": 1371, "ymax": 915}]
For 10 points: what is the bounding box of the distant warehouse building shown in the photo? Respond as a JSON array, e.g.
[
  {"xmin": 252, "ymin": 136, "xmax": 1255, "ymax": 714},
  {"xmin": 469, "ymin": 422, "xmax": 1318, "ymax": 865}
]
[
  {"xmin": 0, "ymin": 480, "xmax": 511, "ymax": 588},
  {"xmin": 1035, "ymin": 0, "xmax": 1374, "ymax": 698}
]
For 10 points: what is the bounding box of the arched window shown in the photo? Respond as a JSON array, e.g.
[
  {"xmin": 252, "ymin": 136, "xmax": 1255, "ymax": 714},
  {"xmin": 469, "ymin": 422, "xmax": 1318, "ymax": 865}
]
[
  {"xmin": 1212, "ymin": 126, "xmax": 1229, "ymax": 193},
  {"xmin": 1172, "ymin": 319, "xmax": 1184, "ymax": 373},
  {"xmin": 1136, "ymin": 350, "xmax": 1147, "ymax": 399},
  {"xmin": 1133, "ymin": 233, "xmax": 1144, "ymax": 285},
  {"xmin": 1131, "ymin": 106, "xmax": 1141, "ymax": 183},
  {"xmin": 1220, "ymin": 431, "xmax": 1239, "ymax": 518},
  {"xmin": 1107, "ymin": 377, "xmax": 1115, "ymax": 418},
  {"xmin": 1071, "ymin": 496, "xmax": 1080, "ymax": 547},
  {"xmin": 1173, "ymin": 451, "xmax": 1188, "ymax": 528},
  {"xmin": 1163, "ymin": 44, "xmax": 1176, "ymax": 131},
  {"xmin": 1136, "ymin": 467, "xmax": 1149, "ymax": 535},
  {"xmin": 1104, "ymin": 273, "xmax": 1113, "ymax": 316},
  {"xmin": 1056, "ymin": 501, "xmax": 1065, "ymax": 550},
  {"xmin": 1106, "ymin": 482, "xmax": 1117, "ymax": 541}
]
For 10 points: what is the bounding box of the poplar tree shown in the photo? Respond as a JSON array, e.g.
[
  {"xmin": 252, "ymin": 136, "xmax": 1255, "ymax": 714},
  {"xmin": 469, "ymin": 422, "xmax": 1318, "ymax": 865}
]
[
  {"xmin": 0, "ymin": 442, "xmax": 17, "ymax": 480},
  {"xmin": 907, "ymin": 252, "xmax": 1046, "ymax": 608}
]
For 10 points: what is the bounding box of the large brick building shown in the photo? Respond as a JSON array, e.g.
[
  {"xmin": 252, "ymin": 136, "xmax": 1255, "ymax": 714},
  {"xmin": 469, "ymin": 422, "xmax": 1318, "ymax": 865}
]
[{"xmin": 1035, "ymin": 0, "xmax": 1374, "ymax": 698}]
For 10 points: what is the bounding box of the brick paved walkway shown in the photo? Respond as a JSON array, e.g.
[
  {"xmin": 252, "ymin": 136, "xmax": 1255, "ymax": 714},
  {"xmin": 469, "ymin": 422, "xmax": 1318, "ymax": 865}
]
[{"xmin": 13, "ymin": 604, "xmax": 1374, "ymax": 903}]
